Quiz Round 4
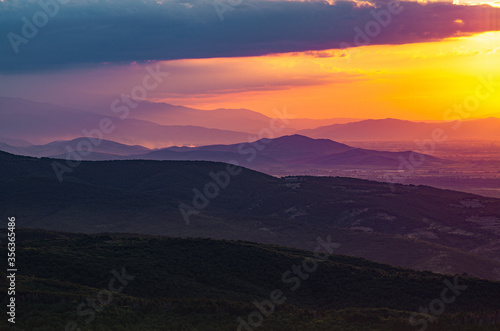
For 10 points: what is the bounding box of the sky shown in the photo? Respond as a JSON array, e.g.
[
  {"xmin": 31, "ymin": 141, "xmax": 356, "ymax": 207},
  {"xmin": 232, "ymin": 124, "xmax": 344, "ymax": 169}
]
[{"xmin": 0, "ymin": 0, "xmax": 499, "ymax": 120}]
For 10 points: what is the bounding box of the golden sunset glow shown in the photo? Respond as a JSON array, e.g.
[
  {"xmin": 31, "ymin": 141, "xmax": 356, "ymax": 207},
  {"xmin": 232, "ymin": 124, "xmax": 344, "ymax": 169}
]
[{"xmin": 154, "ymin": 32, "xmax": 500, "ymax": 120}]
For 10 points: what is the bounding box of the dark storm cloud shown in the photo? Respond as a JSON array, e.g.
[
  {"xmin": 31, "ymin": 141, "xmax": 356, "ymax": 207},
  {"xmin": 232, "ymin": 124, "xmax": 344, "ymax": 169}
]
[{"xmin": 0, "ymin": 0, "xmax": 499, "ymax": 73}]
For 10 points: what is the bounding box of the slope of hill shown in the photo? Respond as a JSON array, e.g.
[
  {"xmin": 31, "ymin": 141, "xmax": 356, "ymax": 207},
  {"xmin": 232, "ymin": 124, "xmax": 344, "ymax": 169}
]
[
  {"xmin": 1, "ymin": 151, "xmax": 499, "ymax": 281},
  {"xmin": 1, "ymin": 229, "xmax": 500, "ymax": 330}
]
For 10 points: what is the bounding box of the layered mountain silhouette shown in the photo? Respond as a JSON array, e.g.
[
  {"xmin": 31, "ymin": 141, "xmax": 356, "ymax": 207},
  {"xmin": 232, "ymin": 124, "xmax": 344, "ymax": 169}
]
[
  {"xmin": 0, "ymin": 134, "xmax": 443, "ymax": 171},
  {"xmin": 3, "ymin": 97, "xmax": 500, "ymax": 150},
  {"xmin": 137, "ymin": 134, "xmax": 442, "ymax": 170},
  {"xmin": 82, "ymin": 98, "xmax": 362, "ymax": 132},
  {"xmin": 0, "ymin": 97, "xmax": 361, "ymax": 147},
  {"xmin": 0, "ymin": 97, "xmax": 253, "ymax": 147}
]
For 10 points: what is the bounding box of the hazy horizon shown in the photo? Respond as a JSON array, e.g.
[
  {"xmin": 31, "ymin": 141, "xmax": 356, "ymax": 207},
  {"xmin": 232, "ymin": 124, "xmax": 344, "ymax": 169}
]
[{"xmin": 1, "ymin": 0, "xmax": 499, "ymax": 120}]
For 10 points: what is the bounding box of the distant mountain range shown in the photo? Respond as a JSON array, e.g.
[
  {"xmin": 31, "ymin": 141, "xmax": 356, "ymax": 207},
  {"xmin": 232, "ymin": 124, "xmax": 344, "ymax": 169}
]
[
  {"xmin": 79, "ymin": 98, "xmax": 363, "ymax": 132},
  {"xmin": 0, "ymin": 134, "xmax": 443, "ymax": 171},
  {"xmin": 2, "ymin": 97, "xmax": 500, "ymax": 149},
  {"xmin": 0, "ymin": 97, "xmax": 253, "ymax": 148},
  {"xmin": 0, "ymin": 97, "xmax": 362, "ymax": 147},
  {"xmin": 2, "ymin": 151, "xmax": 500, "ymax": 281},
  {"xmin": 299, "ymin": 117, "xmax": 500, "ymax": 141}
]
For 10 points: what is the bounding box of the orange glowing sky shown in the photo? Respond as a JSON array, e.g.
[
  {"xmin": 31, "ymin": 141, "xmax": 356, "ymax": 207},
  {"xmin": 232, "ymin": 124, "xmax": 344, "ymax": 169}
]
[{"xmin": 148, "ymin": 31, "xmax": 500, "ymax": 120}]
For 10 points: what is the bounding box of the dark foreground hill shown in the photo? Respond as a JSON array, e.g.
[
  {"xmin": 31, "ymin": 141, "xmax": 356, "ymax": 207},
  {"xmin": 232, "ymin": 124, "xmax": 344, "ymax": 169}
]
[
  {"xmin": 1, "ymin": 151, "xmax": 500, "ymax": 281},
  {"xmin": 1, "ymin": 230, "xmax": 500, "ymax": 330}
]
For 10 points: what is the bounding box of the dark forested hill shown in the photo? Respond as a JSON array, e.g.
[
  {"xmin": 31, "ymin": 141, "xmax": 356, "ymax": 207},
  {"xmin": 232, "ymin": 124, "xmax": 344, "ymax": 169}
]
[
  {"xmin": 1, "ymin": 230, "xmax": 500, "ymax": 330},
  {"xmin": 1, "ymin": 151, "xmax": 500, "ymax": 281}
]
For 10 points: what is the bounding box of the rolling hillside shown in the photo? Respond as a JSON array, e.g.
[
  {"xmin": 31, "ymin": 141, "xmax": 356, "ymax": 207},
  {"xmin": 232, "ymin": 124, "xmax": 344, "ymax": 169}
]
[
  {"xmin": 1, "ymin": 151, "xmax": 500, "ymax": 281},
  {"xmin": 1, "ymin": 229, "xmax": 499, "ymax": 330}
]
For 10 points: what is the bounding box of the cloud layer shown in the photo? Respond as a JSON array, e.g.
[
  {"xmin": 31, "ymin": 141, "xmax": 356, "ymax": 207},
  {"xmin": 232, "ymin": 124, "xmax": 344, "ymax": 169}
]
[{"xmin": 0, "ymin": 0, "xmax": 499, "ymax": 72}]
